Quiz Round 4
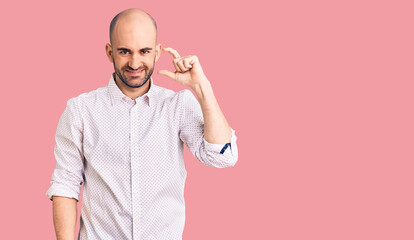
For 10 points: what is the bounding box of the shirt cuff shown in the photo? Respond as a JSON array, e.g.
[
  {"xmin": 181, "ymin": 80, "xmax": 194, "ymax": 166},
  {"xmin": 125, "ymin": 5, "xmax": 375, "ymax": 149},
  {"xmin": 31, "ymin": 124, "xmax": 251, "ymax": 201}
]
[
  {"xmin": 220, "ymin": 143, "xmax": 231, "ymax": 154},
  {"xmin": 46, "ymin": 182, "xmax": 81, "ymax": 202},
  {"xmin": 203, "ymin": 128, "xmax": 237, "ymax": 155}
]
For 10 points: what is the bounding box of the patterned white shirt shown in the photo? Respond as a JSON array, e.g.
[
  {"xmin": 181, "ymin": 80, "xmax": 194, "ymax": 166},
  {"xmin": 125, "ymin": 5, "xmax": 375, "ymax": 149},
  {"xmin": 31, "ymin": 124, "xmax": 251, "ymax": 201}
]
[{"xmin": 46, "ymin": 73, "xmax": 238, "ymax": 240}]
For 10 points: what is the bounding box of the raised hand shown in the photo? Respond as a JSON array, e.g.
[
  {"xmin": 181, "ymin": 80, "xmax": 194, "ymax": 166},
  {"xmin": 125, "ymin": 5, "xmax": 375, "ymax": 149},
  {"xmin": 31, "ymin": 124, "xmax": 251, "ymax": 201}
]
[{"xmin": 158, "ymin": 47, "xmax": 208, "ymax": 89}]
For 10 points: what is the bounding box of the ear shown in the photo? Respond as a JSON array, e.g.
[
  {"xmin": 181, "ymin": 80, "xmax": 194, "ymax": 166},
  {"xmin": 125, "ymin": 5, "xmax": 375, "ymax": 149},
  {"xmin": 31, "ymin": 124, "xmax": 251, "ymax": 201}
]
[
  {"xmin": 105, "ymin": 43, "xmax": 114, "ymax": 63},
  {"xmin": 155, "ymin": 43, "xmax": 162, "ymax": 63}
]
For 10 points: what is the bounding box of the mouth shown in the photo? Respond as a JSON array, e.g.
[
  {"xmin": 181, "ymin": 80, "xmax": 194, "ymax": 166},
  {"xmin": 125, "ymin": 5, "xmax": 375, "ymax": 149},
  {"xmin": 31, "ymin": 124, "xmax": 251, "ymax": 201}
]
[{"xmin": 126, "ymin": 69, "xmax": 144, "ymax": 76}]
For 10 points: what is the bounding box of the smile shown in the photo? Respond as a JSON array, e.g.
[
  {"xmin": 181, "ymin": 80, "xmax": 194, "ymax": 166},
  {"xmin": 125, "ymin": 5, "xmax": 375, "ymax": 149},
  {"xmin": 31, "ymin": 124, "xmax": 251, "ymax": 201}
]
[{"xmin": 126, "ymin": 69, "xmax": 144, "ymax": 76}]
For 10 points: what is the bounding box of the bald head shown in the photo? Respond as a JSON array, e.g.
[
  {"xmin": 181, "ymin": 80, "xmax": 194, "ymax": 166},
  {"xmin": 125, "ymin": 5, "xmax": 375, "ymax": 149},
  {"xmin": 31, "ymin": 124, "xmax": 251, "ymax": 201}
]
[{"xmin": 109, "ymin": 8, "xmax": 157, "ymax": 45}]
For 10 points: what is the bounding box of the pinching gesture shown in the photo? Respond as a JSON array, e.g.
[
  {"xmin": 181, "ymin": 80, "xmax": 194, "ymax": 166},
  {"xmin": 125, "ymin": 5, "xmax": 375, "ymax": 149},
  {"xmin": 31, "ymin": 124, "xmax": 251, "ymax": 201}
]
[{"xmin": 158, "ymin": 47, "xmax": 208, "ymax": 89}]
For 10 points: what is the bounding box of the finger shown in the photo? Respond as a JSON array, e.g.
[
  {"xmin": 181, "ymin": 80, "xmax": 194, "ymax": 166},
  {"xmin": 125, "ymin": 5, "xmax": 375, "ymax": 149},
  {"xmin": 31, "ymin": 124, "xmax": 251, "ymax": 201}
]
[
  {"xmin": 172, "ymin": 58, "xmax": 182, "ymax": 72},
  {"xmin": 158, "ymin": 70, "xmax": 176, "ymax": 80},
  {"xmin": 173, "ymin": 58, "xmax": 188, "ymax": 72},
  {"xmin": 183, "ymin": 58, "xmax": 193, "ymax": 69},
  {"xmin": 188, "ymin": 55, "xmax": 198, "ymax": 65},
  {"xmin": 176, "ymin": 60, "xmax": 188, "ymax": 72},
  {"xmin": 163, "ymin": 47, "xmax": 180, "ymax": 59}
]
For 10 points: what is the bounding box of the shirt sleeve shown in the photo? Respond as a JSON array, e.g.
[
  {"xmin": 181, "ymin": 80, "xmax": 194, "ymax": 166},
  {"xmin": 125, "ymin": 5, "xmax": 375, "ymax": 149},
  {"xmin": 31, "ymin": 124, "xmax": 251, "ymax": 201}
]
[
  {"xmin": 178, "ymin": 89, "xmax": 238, "ymax": 168},
  {"xmin": 46, "ymin": 97, "xmax": 85, "ymax": 202}
]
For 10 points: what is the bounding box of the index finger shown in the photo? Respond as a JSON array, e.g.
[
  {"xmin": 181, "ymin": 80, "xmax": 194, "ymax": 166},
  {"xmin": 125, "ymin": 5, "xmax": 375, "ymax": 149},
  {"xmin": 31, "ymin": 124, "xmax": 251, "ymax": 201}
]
[{"xmin": 163, "ymin": 47, "xmax": 181, "ymax": 59}]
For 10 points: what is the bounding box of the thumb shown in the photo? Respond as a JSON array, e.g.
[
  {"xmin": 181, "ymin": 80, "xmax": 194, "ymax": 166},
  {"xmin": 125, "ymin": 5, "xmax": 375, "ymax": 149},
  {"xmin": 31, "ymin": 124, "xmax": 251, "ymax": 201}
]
[{"xmin": 158, "ymin": 70, "xmax": 176, "ymax": 80}]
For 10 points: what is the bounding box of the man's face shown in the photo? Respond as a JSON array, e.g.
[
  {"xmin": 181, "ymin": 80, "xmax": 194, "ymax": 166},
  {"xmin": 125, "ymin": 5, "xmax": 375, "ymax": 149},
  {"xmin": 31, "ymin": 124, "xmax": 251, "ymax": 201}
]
[
  {"xmin": 106, "ymin": 17, "xmax": 161, "ymax": 89},
  {"xmin": 111, "ymin": 47, "xmax": 156, "ymax": 88}
]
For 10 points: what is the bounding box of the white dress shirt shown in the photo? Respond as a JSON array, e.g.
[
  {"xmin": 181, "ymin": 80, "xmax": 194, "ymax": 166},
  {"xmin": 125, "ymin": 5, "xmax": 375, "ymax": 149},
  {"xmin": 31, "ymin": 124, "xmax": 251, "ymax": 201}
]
[{"xmin": 46, "ymin": 73, "xmax": 238, "ymax": 240}]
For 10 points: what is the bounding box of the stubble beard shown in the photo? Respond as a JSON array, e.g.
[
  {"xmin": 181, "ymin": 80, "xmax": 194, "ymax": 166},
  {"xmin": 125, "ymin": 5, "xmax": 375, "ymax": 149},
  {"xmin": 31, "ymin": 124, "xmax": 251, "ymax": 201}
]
[{"xmin": 113, "ymin": 60, "xmax": 155, "ymax": 89}]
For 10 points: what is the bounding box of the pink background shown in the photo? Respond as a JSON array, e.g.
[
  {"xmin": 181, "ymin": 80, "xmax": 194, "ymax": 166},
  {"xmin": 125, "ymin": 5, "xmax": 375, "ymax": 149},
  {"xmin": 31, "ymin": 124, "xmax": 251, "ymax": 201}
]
[{"xmin": 1, "ymin": 0, "xmax": 413, "ymax": 239}]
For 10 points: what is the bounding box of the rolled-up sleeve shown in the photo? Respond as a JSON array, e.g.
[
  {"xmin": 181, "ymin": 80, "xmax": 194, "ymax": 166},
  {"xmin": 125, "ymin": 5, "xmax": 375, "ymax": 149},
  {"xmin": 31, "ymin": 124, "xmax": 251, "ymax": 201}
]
[
  {"xmin": 178, "ymin": 89, "xmax": 238, "ymax": 168},
  {"xmin": 46, "ymin": 97, "xmax": 84, "ymax": 201}
]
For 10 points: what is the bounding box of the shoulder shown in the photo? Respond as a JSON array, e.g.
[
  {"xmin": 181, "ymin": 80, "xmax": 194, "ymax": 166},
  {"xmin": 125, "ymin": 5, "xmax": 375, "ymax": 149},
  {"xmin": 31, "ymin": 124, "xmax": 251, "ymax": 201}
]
[
  {"xmin": 66, "ymin": 85, "xmax": 109, "ymax": 108},
  {"xmin": 152, "ymin": 84, "xmax": 177, "ymax": 99},
  {"xmin": 152, "ymin": 84, "xmax": 195, "ymax": 105}
]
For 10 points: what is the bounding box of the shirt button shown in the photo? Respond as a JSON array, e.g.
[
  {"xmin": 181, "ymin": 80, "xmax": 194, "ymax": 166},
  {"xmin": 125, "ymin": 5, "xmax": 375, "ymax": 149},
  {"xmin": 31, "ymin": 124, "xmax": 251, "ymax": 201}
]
[
  {"xmin": 131, "ymin": 162, "xmax": 136, "ymax": 166},
  {"xmin": 131, "ymin": 135, "xmax": 136, "ymax": 141}
]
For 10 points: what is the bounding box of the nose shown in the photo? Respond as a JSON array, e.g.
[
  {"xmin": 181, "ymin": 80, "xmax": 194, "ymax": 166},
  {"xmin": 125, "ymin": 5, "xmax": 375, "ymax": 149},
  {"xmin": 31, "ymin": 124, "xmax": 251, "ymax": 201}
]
[{"xmin": 128, "ymin": 53, "xmax": 142, "ymax": 70}]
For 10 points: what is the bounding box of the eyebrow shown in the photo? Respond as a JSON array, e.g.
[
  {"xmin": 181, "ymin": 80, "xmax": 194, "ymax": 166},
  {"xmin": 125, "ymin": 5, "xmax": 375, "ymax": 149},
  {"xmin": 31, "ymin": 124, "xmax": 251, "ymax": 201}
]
[
  {"xmin": 117, "ymin": 48, "xmax": 131, "ymax": 52},
  {"xmin": 117, "ymin": 47, "xmax": 153, "ymax": 52}
]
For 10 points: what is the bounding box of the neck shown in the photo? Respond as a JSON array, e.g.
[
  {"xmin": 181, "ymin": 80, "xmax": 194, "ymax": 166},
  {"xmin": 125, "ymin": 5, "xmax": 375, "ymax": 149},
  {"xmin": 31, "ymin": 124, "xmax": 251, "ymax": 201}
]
[{"xmin": 113, "ymin": 73, "xmax": 150, "ymax": 100}]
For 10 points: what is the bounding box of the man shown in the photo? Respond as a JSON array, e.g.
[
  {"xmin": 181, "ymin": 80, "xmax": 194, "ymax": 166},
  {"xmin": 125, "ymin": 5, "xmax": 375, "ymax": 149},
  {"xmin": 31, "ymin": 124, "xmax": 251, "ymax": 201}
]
[{"xmin": 46, "ymin": 8, "xmax": 238, "ymax": 240}]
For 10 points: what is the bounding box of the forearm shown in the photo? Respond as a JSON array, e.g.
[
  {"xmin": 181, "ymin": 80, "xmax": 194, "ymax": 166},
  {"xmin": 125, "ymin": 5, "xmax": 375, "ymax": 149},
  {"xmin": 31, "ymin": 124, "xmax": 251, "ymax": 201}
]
[
  {"xmin": 52, "ymin": 196, "xmax": 78, "ymax": 240},
  {"xmin": 192, "ymin": 78, "xmax": 232, "ymax": 144}
]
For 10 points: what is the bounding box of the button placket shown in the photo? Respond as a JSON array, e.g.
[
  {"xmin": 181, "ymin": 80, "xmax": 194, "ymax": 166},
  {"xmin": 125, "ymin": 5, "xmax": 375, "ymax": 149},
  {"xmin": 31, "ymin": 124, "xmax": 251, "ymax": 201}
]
[{"xmin": 130, "ymin": 103, "xmax": 141, "ymax": 239}]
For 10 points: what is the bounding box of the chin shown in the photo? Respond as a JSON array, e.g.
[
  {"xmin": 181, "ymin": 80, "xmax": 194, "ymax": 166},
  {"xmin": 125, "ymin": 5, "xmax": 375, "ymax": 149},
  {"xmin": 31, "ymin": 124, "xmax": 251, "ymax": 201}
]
[{"xmin": 128, "ymin": 79, "xmax": 149, "ymax": 88}]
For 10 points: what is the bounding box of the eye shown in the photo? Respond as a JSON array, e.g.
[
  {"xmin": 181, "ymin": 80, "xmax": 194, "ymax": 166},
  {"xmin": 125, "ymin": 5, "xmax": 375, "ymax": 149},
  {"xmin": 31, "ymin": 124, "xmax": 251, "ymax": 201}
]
[
  {"xmin": 119, "ymin": 50, "xmax": 129, "ymax": 55},
  {"xmin": 141, "ymin": 49, "xmax": 150, "ymax": 54}
]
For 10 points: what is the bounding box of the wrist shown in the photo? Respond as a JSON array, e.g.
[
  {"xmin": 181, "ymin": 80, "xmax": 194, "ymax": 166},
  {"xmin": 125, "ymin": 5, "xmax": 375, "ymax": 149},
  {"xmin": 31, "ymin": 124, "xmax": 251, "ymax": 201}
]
[{"xmin": 192, "ymin": 78, "xmax": 212, "ymax": 100}]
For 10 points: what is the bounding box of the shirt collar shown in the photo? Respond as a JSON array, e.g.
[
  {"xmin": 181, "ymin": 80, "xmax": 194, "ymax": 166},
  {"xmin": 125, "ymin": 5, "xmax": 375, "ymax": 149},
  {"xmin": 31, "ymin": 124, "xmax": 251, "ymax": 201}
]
[{"xmin": 107, "ymin": 73, "xmax": 156, "ymax": 107}]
